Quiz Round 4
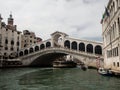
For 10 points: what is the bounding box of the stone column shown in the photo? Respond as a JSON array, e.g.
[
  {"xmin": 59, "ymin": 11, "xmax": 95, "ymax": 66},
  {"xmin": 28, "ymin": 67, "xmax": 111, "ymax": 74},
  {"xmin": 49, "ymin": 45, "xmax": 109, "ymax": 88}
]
[
  {"xmin": 85, "ymin": 44, "xmax": 86, "ymax": 53},
  {"xmin": 61, "ymin": 35, "xmax": 64, "ymax": 47},
  {"xmin": 93, "ymin": 45, "xmax": 95, "ymax": 55},
  {"xmin": 77, "ymin": 41, "xmax": 79, "ymax": 51},
  {"xmin": 51, "ymin": 36, "xmax": 54, "ymax": 47},
  {"xmin": 70, "ymin": 40, "xmax": 71, "ymax": 50}
]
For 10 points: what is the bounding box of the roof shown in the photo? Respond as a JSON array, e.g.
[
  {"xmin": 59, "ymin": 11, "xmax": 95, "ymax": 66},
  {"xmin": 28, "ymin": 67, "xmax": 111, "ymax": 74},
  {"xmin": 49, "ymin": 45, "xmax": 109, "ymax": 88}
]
[{"xmin": 51, "ymin": 31, "xmax": 68, "ymax": 37}]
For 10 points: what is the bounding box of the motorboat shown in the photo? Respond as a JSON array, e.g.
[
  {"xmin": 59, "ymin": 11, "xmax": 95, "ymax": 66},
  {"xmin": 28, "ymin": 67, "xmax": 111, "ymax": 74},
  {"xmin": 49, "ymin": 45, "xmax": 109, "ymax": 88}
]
[
  {"xmin": 53, "ymin": 60, "xmax": 77, "ymax": 68},
  {"xmin": 53, "ymin": 55, "xmax": 77, "ymax": 68},
  {"xmin": 98, "ymin": 67, "xmax": 113, "ymax": 76}
]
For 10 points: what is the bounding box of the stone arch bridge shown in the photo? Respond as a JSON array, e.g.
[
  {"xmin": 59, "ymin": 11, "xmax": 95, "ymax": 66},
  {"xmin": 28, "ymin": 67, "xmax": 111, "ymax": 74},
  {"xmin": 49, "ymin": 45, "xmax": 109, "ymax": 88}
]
[{"xmin": 17, "ymin": 31, "xmax": 103, "ymax": 67}]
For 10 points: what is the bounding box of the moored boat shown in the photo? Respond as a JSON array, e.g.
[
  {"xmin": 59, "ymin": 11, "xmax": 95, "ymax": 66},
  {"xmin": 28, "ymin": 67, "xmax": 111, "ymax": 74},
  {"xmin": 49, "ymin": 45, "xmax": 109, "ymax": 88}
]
[
  {"xmin": 53, "ymin": 60, "xmax": 77, "ymax": 68},
  {"xmin": 98, "ymin": 67, "xmax": 113, "ymax": 76},
  {"xmin": 0, "ymin": 59, "xmax": 22, "ymax": 68}
]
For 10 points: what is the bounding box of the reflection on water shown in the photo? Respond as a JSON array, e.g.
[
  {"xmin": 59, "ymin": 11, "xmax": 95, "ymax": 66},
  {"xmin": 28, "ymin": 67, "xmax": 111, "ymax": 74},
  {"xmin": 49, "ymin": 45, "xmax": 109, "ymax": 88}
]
[{"xmin": 0, "ymin": 68, "xmax": 120, "ymax": 90}]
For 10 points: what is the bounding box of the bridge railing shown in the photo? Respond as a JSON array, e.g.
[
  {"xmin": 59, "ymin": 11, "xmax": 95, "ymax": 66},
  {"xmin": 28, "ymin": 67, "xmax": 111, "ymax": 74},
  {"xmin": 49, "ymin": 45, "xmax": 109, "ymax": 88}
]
[{"xmin": 18, "ymin": 46, "xmax": 103, "ymax": 59}]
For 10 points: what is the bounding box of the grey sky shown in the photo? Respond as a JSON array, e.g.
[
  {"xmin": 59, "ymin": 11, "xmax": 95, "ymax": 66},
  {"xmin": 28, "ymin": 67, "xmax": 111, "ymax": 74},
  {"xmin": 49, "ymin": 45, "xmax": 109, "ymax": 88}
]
[{"xmin": 0, "ymin": 0, "xmax": 108, "ymax": 41}]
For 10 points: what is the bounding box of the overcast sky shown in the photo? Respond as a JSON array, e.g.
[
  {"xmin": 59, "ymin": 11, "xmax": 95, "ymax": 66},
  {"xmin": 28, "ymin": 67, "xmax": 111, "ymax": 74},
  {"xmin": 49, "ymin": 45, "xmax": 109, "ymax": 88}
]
[{"xmin": 0, "ymin": 0, "xmax": 108, "ymax": 41}]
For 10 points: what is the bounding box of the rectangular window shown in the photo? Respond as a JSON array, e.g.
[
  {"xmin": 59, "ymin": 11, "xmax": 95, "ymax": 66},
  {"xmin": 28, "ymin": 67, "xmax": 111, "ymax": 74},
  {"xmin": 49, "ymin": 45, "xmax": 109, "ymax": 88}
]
[
  {"xmin": 113, "ymin": 49, "xmax": 115, "ymax": 57},
  {"xmin": 114, "ymin": 48, "xmax": 116, "ymax": 56},
  {"xmin": 17, "ymin": 48, "xmax": 19, "ymax": 51},
  {"xmin": 113, "ymin": 62, "xmax": 115, "ymax": 66},
  {"xmin": 17, "ymin": 36, "xmax": 19, "ymax": 40},
  {"xmin": 107, "ymin": 51, "xmax": 109, "ymax": 58},
  {"xmin": 117, "ymin": 62, "xmax": 119, "ymax": 67},
  {"xmin": 110, "ymin": 50, "xmax": 112, "ymax": 57},
  {"xmin": 116, "ymin": 47, "xmax": 118, "ymax": 56}
]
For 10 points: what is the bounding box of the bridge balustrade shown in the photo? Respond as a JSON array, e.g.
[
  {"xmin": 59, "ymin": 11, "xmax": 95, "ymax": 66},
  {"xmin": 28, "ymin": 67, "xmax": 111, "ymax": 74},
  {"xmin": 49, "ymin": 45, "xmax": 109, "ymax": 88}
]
[
  {"xmin": 18, "ymin": 44, "xmax": 102, "ymax": 58},
  {"xmin": 17, "ymin": 37, "xmax": 102, "ymax": 59}
]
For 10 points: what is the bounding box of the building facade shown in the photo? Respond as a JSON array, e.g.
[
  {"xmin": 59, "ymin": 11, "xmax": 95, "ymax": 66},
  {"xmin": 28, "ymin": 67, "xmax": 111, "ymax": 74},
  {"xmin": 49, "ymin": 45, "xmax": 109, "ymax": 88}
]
[
  {"xmin": 101, "ymin": 0, "xmax": 120, "ymax": 71},
  {"xmin": 0, "ymin": 14, "xmax": 22, "ymax": 59},
  {"xmin": 21, "ymin": 30, "xmax": 42, "ymax": 49}
]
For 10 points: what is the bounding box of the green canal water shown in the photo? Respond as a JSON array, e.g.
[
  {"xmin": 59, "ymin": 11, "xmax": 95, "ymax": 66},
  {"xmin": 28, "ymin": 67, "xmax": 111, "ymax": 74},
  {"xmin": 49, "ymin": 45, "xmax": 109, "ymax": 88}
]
[{"xmin": 0, "ymin": 68, "xmax": 120, "ymax": 90}]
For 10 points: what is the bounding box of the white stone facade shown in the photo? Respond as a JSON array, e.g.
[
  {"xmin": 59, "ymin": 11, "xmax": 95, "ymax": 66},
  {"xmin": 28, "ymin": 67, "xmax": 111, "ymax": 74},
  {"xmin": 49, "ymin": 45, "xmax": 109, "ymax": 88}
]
[
  {"xmin": 0, "ymin": 14, "xmax": 22, "ymax": 59},
  {"xmin": 102, "ymin": 0, "xmax": 120, "ymax": 71}
]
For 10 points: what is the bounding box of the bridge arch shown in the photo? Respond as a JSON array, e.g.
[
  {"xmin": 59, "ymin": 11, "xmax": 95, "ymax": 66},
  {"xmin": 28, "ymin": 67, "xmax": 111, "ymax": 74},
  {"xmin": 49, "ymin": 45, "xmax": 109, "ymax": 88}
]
[
  {"xmin": 40, "ymin": 44, "xmax": 45, "ymax": 50},
  {"xmin": 29, "ymin": 47, "xmax": 34, "ymax": 53},
  {"xmin": 64, "ymin": 40, "xmax": 70, "ymax": 49},
  {"xmin": 18, "ymin": 47, "xmax": 103, "ymax": 68},
  {"xmin": 71, "ymin": 41, "xmax": 77, "ymax": 50},
  {"xmin": 86, "ymin": 44, "xmax": 93, "ymax": 53},
  {"xmin": 95, "ymin": 45, "xmax": 102, "ymax": 55},
  {"xmin": 24, "ymin": 49, "xmax": 29, "ymax": 55},
  {"xmin": 46, "ymin": 42, "xmax": 51, "ymax": 48},
  {"xmin": 19, "ymin": 51, "xmax": 24, "ymax": 56},
  {"xmin": 35, "ymin": 46, "xmax": 39, "ymax": 51},
  {"xmin": 79, "ymin": 42, "xmax": 85, "ymax": 52}
]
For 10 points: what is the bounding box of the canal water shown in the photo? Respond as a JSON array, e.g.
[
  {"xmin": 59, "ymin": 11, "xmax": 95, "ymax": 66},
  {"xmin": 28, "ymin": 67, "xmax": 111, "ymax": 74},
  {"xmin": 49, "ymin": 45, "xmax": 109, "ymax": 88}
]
[{"xmin": 0, "ymin": 68, "xmax": 120, "ymax": 90}]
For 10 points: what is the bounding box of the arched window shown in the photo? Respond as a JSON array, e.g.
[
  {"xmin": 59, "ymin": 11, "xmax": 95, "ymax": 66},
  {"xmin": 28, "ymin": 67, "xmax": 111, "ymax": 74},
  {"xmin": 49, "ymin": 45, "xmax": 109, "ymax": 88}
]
[
  {"xmin": 11, "ymin": 40, "xmax": 14, "ymax": 45},
  {"xmin": 9, "ymin": 53, "xmax": 14, "ymax": 59},
  {"xmin": 46, "ymin": 42, "xmax": 51, "ymax": 48},
  {"xmin": 24, "ymin": 49, "xmax": 28, "ymax": 55},
  {"xmin": 71, "ymin": 41, "xmax": 77, "ymax": 50},
  {"xmin": 3, "ymin": 53, "xmax": 8, "ymax": 59},
  {"xmin": 11, "ymin": 47, "xmax": 14, "ymax": 51},
  {"xmin": 5, "ymin": 39, "xmax": 8, "ymax": 44},
  {"xmin": 17, "ymin": 41, "xmax": 19, "ymax": 46},
  {"xmin": 29, "ymin": 47, "xmax": 34, "ymax": 53},
  {"xmin": 40, "ymin": 44, "xmax": 45, "ymax": 49},
  {"xmin": 19, "ymin": 51, "xmax": 23, "ymax": 56},
  {"xmin": 79, "ymin": 43, "xmax": 85, "ymax": 52},
  {"xmin": 5, "ymin": 47, "xmax": 8, "ymax": 50},
  {"xmin": 64, "ymin": 40, "xmax": 70, "ymax": 49},
  {"xmin": 35, "ymin": 46, "xmax": 39, "ymax": 51},
  {"xmin": 86, "ymin": 44, "xmax": 93, "ymax": 53},
  {"xmin": 118, "ymin": 18, "xmax": 120, "ymax": 34},
  {"xmin": 113, "ymin": 2, "xmax": 115, "ymax": 13},
  {"xmin": 95, "ymin": 45, "xmax": 102, "ymax": 55},
  {"xmin": 16, "ymin": 53, "xmax": 19, "ymax": 58},
  {"xmin": 24, "ymin": 44, "xmax": 27, "ymax": 47}
]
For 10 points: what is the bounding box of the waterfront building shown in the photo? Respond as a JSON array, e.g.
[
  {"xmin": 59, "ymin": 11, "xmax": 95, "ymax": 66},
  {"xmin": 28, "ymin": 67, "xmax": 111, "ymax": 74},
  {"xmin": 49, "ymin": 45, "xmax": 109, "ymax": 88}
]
[
  {"xmin": 21, "ymin": 30, "xmax": 42, "ymax": 49},
  {"xmin": 101, "ymin": 0, "xmax": 120, "ymax": 71},
  {"xmin": 0, "ymin": 14, "xmax": 22, "ymax": 59}
]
